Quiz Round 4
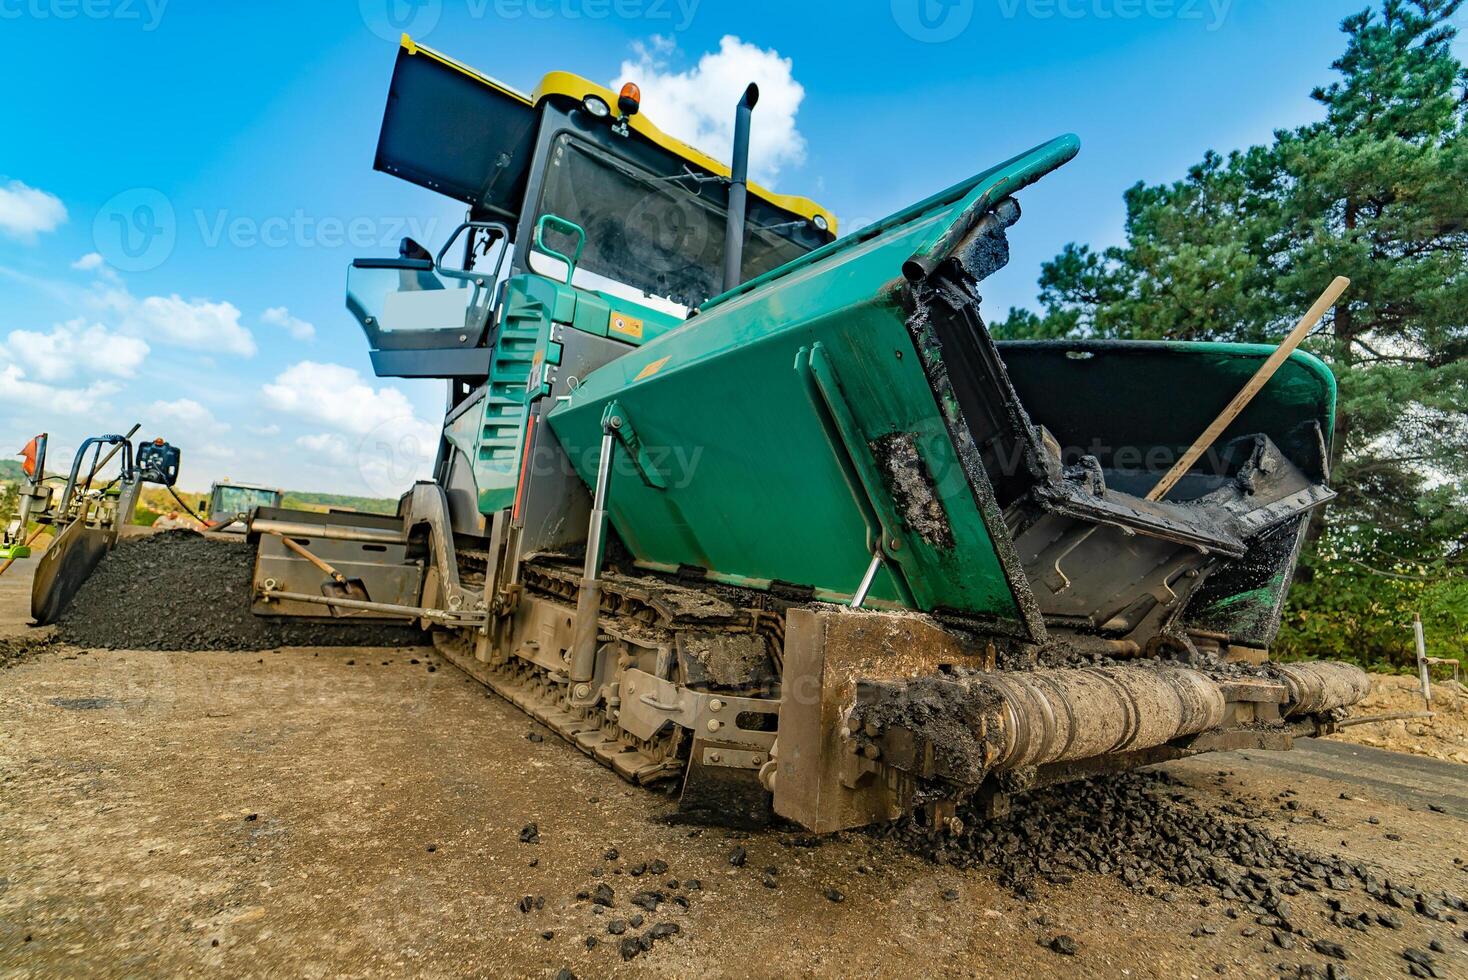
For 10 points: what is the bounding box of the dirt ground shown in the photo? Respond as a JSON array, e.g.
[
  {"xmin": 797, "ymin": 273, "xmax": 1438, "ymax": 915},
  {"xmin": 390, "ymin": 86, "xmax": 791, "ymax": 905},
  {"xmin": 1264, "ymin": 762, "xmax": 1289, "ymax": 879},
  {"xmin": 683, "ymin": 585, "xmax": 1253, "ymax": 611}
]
[
  {"xmin": 1336, "ymin": 672, "xmax": 1468, "ymax": 764},
  {"xmin": 2, "ymin": 555, "xmax": 1466, "ymax": 978}
]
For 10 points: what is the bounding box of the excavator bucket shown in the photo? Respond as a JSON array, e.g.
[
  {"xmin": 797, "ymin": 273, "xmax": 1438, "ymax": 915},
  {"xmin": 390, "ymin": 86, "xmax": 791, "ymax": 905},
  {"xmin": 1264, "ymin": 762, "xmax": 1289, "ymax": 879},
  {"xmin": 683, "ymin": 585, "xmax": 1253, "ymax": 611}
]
[
  {"xmin": 16, "ymin": 431, "xmax": 180, "ymax": 626},
  {"xmin": 31, "ymin": 518, "xmax": 114, "ymax": 625}
]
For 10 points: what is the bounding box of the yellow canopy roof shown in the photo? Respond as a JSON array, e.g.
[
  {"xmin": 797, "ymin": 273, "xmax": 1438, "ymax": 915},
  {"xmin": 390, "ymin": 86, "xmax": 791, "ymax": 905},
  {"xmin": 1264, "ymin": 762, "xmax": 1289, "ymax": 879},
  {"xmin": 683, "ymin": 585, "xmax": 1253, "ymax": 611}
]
[{"xmin": 399, "ymin": 36, "xmax": 838, "ymax": 234}]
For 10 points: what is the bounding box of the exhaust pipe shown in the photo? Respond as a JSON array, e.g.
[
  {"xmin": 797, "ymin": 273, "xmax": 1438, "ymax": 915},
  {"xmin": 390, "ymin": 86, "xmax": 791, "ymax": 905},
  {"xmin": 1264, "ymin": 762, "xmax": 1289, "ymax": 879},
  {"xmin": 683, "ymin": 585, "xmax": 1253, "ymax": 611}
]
[{"xmin": 722, "ymin": 83, "xmax": 759, "ymax": 294}]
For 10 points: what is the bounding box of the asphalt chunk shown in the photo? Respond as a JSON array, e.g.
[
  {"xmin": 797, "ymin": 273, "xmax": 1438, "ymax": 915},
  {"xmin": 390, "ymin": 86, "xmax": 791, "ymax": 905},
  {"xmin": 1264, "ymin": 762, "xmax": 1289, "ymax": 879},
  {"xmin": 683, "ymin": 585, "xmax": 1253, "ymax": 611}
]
[
  {"xmin": 631, "ymin": 891, "xmax": 663, "ymax": 913},
  {"xmin": 1044, "ymin": 935, "xmax": 1078, "ymax": 956},
  {"xmin": 888, "ymin": 768, "xmax": 1463, "ymax": 941}
]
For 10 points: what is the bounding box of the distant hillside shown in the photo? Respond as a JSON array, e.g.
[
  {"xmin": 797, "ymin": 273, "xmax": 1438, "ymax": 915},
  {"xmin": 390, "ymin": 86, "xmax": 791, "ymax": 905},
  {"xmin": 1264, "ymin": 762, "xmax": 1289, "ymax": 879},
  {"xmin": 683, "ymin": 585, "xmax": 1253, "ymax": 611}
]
[
  {"xmin": 283, "ymin": 491, "xmax": 398, "ymax": 516},
  {"xmin": 4, "ymin": 467, "xmax": 400, "ymax": 526},
  {"xmin": 131, "ymin": 486, "xmax": 398, "ymax": 525}
]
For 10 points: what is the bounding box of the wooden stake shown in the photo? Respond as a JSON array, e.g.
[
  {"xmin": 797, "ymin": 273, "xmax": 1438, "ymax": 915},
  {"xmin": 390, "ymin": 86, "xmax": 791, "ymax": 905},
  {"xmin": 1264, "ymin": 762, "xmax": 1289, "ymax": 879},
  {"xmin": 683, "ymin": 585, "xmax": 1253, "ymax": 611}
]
[{"xmin": 1147, "ymin": 276, "xmax": 1350, "ymax": 502}]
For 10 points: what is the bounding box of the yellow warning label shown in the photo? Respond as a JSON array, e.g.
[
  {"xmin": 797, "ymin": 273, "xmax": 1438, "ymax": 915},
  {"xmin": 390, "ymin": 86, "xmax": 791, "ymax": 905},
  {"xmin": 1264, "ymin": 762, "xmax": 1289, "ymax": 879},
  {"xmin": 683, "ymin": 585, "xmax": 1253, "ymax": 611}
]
[
  {"xmin": 610, "ymin": 312, "xmax": 645, "ymax": 339},
  {"xmin": 634, "ymin": 356, "xmax": 670, "ymax": 382}
]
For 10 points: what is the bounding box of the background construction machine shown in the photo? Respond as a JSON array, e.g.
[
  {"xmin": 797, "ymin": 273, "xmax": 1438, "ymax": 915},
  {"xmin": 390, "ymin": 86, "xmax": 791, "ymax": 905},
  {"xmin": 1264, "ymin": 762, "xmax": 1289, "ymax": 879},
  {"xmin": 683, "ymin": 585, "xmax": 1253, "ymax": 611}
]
[
  {"xmin": 2, "ymin": 426, "xmax": 182, "ymax": 624},
  {"xmin": 246, "ymin": 36, "xmax": 1371, "ymax": 831},
  {"xmin": 202, "ymin": 481, "xmax": 283, "ymax": 532}
]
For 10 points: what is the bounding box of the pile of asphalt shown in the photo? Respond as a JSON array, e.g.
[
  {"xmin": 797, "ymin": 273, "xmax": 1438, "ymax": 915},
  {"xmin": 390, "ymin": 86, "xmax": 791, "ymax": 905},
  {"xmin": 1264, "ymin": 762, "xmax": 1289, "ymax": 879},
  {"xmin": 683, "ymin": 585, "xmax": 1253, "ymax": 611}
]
[
  {"xmin": 0, "ymin": 631, "xmax": 58, "ymax": 670},
  {"xmin": 892, "ymin": 771, "xmax": 1466, "ymax": 968},
  {"xmin": 55, "ymin": 530, "xmax": 426, "ymax": 651}
]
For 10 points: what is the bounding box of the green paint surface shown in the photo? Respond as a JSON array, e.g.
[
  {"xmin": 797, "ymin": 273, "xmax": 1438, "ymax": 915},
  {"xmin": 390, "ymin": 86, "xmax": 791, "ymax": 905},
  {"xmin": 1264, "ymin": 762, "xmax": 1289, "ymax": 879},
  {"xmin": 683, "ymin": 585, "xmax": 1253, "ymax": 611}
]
[{"xmin": 544, "ymin": 137, "xmax": 1084, "ymax": 621}]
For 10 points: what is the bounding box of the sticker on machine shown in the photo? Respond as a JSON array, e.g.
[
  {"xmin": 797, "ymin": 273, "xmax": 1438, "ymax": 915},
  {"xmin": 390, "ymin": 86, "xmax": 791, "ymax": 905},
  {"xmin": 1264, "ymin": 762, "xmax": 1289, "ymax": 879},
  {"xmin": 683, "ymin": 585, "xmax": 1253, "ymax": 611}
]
[
  {"xmin": 610, "ymin": 312, "xmax": 645, "ymax": 339},
  {"xmin": 634, "ymin": 356, "xmax": 670, "ymax": 381}
]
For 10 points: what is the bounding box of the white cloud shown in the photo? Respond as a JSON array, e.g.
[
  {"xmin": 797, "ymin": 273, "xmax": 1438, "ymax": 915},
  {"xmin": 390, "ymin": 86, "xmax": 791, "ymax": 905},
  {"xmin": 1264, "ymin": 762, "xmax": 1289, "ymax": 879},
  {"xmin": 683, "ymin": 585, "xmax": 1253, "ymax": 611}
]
[
  {"xmin": 0, "ymin": 364, "xmax": 118, "ymax": 415},
  {"xmin": 612, "ymin": 35, "xmax": 808, "ymax": 186},
  {"xmin": 261, "ymin": 306, "xmax": 316, "ymax": 341},
  {"xmin": 67, "ymin": 252, "xmax": 122, "ymax": 289},
  {"xmin": 296, "ymin": 431, "xmax": 354, "ymax": 465},
  {"xmin": 120, "ymin": 294, "xmax": 256, "ymax": 357},
  {"xmin": 141, "ymin": 400, "xmax": 235, "ymax": 463},
  {"xmin": 9, "ymin": 263, "xmax": 255, "ymax": 358},
  {"xmin": 0, "ymin": 180, "xmax": 67, "ymax": 242},
  {"xmin": 262, "ymin": 361, "xmax": 425, "ymax": 436},
  {"xmin": 2, "ymin": 318, "xmax": 149, "ymax": 382},
  {"xmin": 247, "ymin": 423, "xmax": 281, "ymax": 437},
  {"xmin": 265, "ymin": 362, "xmax": 438, "ymax": 496},
  {"xmin": 146, "ymin": 397, "xmax": 229, "ymax": 434}
]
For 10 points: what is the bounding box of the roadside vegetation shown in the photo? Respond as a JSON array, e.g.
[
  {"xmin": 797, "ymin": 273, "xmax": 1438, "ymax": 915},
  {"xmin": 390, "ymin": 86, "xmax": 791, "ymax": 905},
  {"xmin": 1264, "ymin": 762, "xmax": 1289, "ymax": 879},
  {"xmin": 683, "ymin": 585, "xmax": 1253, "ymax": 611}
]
[
  {"xmin": 0, "ymin": 480, "xmax": 394, "ymax": 529},
  {"xmin": 130, "ymin": 487, "xmax": 397, "ymax": 526}
]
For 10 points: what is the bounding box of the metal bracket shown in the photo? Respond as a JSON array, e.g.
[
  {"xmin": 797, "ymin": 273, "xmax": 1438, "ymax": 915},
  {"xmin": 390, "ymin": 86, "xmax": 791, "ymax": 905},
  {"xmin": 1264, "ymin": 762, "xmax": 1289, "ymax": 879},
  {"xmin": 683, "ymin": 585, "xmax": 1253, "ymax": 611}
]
[
  {"xmin": 616, "ymin": 667, "xmax": 777, "ymax": 763},
  {"xmin": 403, "ymin": 481, "xmax": 479, "ymax": 613},
  {"xmin": 699, "ymin": 746, "xmax": 768, "ymax": 769},
  {"xmin": 602, "ymin": 401, "xmax": 668, "ymax": 490},
  {"xmin": 258, "ymin": 587, "xmax": 485, "ymax": 627},
  {"xmin": 794, "ymin": 343, "xmax": 915, "ymax": 605}
]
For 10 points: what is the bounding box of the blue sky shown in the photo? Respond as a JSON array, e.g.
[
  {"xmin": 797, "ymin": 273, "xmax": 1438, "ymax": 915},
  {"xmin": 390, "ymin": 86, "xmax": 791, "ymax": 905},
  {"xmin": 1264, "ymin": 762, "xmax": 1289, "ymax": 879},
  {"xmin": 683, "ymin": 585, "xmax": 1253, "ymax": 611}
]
[{"xmin": 0, "ymin": 0, "xmax": 1439, "ymax": 495}]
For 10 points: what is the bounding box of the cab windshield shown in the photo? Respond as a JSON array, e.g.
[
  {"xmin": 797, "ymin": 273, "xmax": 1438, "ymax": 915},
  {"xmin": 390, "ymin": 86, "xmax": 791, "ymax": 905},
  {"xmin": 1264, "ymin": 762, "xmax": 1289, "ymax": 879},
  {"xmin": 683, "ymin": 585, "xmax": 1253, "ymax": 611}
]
[
  {"xmin": 534, "ymin": 134, "xmax": 812, "ymax": 310},
  {"xmin": 215, "ymin": 486, "xmax": 279, "ymax": 513}
]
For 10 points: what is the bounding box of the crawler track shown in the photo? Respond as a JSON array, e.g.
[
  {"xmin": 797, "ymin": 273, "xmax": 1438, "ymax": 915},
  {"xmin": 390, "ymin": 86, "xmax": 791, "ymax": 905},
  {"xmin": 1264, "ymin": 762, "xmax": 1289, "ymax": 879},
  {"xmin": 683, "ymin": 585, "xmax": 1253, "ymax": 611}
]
[
  {"xmin": 432, "ymin": 627, "xmax": 686, "ymax": 784},
  {"xmin": 430, "ymin": 557, "xmax": 790, "ymax": 794}
]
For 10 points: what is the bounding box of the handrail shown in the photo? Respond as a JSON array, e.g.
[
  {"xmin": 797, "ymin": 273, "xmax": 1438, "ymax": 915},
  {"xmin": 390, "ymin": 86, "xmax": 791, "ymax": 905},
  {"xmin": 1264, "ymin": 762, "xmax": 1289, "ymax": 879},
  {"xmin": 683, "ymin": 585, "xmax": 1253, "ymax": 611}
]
[{"xmin": 533, "ymin": 214, "xmax": 586, "ymax": 284}]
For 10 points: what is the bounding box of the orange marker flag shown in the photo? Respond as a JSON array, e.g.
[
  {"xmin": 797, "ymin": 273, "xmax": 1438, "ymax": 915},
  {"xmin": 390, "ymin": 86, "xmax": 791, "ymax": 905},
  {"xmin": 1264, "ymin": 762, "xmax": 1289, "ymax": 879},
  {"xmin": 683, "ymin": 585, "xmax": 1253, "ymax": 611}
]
[{"xmin": 19, "ymin": 436, "xmax": 40, "ymax": 478}]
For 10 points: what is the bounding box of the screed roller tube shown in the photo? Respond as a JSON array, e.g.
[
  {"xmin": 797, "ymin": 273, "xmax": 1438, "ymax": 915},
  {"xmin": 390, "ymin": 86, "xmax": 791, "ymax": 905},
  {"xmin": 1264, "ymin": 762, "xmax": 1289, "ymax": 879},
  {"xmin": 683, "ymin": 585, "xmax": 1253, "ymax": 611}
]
[
  {"xmin": 1274, "ymin": 662, "xmax": 1372, "ymax": 717},
  {"xmin": 978, "ymin": 667, "xmax": 1227, "ymax": 770},
  {"xmin": 851, "ymin": 661, "xmax": 1372, "ymax": 785}
]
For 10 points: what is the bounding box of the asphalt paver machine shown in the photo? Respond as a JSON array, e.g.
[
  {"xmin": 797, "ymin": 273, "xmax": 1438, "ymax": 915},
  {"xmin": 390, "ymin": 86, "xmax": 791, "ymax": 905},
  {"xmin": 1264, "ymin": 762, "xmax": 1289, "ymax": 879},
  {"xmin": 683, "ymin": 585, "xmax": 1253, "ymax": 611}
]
[{"xmin": 247, "ymin": 37, "xmax": 1371, "ymax": 830}]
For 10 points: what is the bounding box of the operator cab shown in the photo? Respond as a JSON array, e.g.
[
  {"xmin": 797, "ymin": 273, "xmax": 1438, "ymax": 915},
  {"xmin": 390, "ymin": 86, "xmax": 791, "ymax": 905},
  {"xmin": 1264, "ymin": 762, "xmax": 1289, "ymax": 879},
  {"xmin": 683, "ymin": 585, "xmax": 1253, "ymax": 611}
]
[{"xmin": 346, "ymin": 36, "xmax": 836, "ymax": 379}]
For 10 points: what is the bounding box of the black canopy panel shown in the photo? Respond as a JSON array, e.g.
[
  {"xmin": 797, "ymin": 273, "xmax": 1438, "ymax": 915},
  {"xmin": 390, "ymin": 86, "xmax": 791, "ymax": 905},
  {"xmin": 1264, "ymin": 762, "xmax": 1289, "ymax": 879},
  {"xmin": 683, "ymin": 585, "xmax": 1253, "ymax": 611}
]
[{"xmin": 375, "ymin": 39, "xmax": 538, "ymax": 219}]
